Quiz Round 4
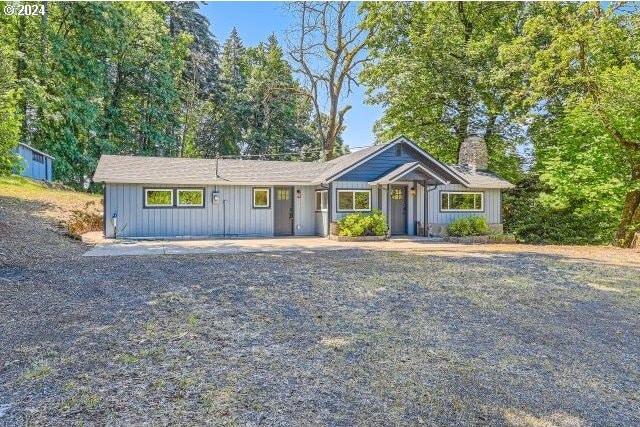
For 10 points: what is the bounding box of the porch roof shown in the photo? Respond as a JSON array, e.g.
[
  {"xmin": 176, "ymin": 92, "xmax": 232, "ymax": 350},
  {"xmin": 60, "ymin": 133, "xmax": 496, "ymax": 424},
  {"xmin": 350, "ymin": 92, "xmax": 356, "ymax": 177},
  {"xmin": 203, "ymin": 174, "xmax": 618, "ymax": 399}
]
[{"xmin": 368, "ymin": 162, "xmax": 448, "ymax": 186}]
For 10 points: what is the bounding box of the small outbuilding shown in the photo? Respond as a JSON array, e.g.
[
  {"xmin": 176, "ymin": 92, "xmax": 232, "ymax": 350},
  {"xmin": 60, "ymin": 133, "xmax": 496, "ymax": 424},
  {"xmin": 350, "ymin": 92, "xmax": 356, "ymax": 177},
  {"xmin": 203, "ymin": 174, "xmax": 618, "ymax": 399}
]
[{"xmin": 15, "ymin": 142, "xmax": 54, "ymax": 182}]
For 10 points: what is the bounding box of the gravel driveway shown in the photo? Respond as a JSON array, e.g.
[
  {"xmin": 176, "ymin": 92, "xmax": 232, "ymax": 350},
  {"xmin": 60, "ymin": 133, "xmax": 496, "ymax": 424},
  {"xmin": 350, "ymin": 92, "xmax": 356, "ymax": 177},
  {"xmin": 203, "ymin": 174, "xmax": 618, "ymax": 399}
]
[{"xmin": 1, "ymin": 196, "xmax": 639, "ymax": 426}]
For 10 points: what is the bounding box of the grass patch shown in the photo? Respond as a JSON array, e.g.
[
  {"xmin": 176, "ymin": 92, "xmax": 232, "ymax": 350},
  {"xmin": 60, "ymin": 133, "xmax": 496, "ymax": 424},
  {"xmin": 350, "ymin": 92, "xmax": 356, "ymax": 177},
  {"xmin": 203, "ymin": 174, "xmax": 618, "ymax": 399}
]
[{"xmin": 21, "ymin": 360, "xmax": 55, "ymax": 381}]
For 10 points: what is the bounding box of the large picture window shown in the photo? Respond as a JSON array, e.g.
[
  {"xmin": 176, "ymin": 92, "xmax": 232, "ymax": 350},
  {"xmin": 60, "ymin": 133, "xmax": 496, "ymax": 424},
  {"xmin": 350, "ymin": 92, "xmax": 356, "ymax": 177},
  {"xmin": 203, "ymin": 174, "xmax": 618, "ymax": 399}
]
[
  {"xmin": 253, "ymin": 188, "xmax": 271, "ymax": 208},
  {"xmin": 315, "ymin": 190, "xmax": 328, "ymax": 211},
  {"xmin": 145, "ymin": 189, "xmax": 173, "ymax": 207},
  {"xmin": 337, "ymin": 189, "xmax": 371, "ymax": 212},
  {"xmin": 440, "ymin": 191, "xmax": 483, "ymax": 212},
  {"xmin": 177, "ymin": 189, "xmax": 204, "ymax": 207}
]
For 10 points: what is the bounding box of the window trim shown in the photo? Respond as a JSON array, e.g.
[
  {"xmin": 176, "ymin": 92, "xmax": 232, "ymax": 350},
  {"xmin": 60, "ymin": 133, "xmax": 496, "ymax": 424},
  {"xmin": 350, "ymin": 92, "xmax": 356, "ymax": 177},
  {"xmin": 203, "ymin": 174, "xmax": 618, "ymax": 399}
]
[
  {"xmin": 439, "ymin": 191, "xmax": 484, "ymax": 212},
  {"xmin": 176, "ymin": 188, "xmax": 205, "ymax": 208},
  {"xmin": 252, "ymin": 187, "xmax": 271, "ymax": 209},
  {"xmin": 315, "ymin": 189, "xmax": 328, "ymax": 212},
  {"xmin": 336, "ymin": 189, "xmax": 372, "ymax": 212},
  {"xmin": 144, "ymin": 188, "xmax": 174, "ymax": 208}
]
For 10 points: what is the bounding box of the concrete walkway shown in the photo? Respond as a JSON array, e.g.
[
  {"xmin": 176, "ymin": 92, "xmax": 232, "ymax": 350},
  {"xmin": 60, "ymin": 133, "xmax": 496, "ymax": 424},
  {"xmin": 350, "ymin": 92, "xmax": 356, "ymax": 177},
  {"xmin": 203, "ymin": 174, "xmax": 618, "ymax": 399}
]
[{"xmin": 81, "ymin": 232, "xmax": 450, "ymax": 257}]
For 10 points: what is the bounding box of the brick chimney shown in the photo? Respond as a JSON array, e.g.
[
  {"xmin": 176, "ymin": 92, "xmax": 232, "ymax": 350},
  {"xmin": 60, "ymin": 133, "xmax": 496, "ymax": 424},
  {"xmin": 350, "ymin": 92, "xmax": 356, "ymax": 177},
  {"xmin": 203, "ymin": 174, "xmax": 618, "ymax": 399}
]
[{"xmin": 458, "ymin": 135, "xmax": 488, "ymax": 172}]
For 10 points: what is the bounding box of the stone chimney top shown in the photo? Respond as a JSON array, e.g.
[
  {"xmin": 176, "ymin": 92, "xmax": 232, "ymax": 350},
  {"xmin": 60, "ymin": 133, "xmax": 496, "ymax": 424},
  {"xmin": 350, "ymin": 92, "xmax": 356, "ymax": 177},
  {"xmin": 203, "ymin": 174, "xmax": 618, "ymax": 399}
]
[{"xmin": 458, "ymin": 135, "xmax": 488, "ymax": 172}]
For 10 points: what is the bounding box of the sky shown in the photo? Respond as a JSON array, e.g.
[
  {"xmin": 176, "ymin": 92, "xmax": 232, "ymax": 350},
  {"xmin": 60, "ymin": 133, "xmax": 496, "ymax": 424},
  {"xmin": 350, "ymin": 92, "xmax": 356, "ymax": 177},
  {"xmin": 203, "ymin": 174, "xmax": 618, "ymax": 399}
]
[{"xmin": 199, "ymin": 1, "xmax": 384, "ymax": 151}]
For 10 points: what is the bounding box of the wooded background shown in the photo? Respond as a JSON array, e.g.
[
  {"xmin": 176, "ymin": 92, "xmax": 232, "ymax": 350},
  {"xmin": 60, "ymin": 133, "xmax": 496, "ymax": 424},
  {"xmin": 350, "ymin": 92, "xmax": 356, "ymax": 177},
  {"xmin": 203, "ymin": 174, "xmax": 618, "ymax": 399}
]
[{"xmin": 1, "ymin": 1, "xmax": 639, "ymax": 246}]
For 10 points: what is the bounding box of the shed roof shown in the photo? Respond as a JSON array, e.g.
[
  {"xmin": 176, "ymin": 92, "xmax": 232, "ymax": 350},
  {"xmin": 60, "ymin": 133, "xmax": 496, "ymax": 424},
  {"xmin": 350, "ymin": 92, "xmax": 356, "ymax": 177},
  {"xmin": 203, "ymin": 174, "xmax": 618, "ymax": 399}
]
[
  {"xmin": 17, "ymin": 142, "xmax": 55, "ymax": 160},
  {"xmin": 446, "ymin": 164, "xmax": 515, "ymax": 189}
]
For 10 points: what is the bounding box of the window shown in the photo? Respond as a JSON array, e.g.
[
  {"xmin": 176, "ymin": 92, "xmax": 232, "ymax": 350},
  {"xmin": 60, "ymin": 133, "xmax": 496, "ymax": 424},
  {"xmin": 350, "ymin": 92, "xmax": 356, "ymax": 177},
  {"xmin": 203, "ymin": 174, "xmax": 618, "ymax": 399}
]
[
  {"xmin": 145, "ymin": 189, "xmax": 173, "ymax": 207},
  {"xmin": 315, "ymin": 190, "xmax": 327, "ymax": 211},
  {"xmin": 277, "ymin": 189, "xmax": 289, "ymax": 200},
  {"xmin": 337, "ymin": 190, "xmax": 371, "ymax": 211},
  {"xmin": 177, "ymin": 189, "xmax": 204, "ymax": 207},
  {"xmin": 253, "ymin": 188, "xmax": 270, "ymax": 208},
  {"xmin": 391, "ymin": 188, "xmax": 403, "ymax": 200},
  {"xmin": 440, "ymin": 191, "xmax": 483, "ymax": 211},
  {"xmin": 32, "ymin": 152, "xmax": 45, "ymax": 164}
]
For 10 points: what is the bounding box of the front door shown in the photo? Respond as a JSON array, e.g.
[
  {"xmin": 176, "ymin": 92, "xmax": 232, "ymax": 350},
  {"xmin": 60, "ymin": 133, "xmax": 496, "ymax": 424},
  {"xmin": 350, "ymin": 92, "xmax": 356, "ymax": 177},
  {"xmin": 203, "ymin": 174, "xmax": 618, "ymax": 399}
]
[
  {"xmin": 274, "ymin": 187, "xmax": 294, "ymax": 236},
  {"xmin": 390, "ymin": 185, "xmax": 407, "ymax": 235}
]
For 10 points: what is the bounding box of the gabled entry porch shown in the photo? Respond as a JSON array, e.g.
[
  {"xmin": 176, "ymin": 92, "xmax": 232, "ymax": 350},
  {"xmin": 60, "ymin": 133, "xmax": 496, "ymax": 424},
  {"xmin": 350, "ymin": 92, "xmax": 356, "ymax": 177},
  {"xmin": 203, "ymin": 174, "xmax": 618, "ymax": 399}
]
[{"xmin": 370, "ymin": 162, "xmax": 448, "ymax": 236}]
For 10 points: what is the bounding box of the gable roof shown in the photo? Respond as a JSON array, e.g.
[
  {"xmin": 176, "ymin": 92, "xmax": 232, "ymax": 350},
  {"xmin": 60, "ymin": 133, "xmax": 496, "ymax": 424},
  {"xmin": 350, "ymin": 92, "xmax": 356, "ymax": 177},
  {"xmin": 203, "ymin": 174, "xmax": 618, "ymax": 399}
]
[
  {"xmin": 92, "ymin": 155, "xmax": 328, "ymax": 185},
  {"xmin": 316, "ymin": 136, "xmax": 469, "ymax": 185},
  {"xmin": 369, "ymin": 161, "xmax": 448, "ymax": 185},
  {"xmin": 93, "ymin": 136, "xmax": 514, "ymax": 189}
]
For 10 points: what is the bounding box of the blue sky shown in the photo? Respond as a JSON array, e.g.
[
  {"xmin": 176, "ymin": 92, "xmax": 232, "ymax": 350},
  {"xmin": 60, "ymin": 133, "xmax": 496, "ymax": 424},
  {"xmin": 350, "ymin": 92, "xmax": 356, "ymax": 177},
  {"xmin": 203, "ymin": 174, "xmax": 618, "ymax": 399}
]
[{"xmin": 199, "ymin": 1, "xmax": 384, "ymax": 150}]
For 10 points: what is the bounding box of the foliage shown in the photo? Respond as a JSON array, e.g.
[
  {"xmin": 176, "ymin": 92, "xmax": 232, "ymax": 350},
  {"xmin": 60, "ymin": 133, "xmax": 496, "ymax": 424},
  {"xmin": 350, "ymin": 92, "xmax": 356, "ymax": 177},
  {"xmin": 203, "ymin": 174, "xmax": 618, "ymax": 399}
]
[
  {"xmin": 502, "ymin": 2, "xmax": 640, "ymax": 246},
  {"xmin": 337, "ymin": 209, "xmax": 388, "ymax": 237},
  {"xmin": 0, "ymin": 4, "xmax": 321, "ymax": 186},
  {"xmin": 504, "ymin": 176, "xmax": 618, "ymax": 245},
  {"xmin": 447, "ymin": 216, "xmax": 489, "ymax": 237},
  {"xmin": 0, "ymin": 44, "xmax": 21, "ymax": 175},
  {"xmin": 360, "ymin": 2, "xmax": 528, "ymax": 181}
]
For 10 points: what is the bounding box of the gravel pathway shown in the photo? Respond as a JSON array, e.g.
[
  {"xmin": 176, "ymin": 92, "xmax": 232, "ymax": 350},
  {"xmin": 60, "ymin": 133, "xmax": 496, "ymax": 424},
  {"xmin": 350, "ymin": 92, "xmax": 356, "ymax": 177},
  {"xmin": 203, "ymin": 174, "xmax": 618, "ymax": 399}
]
[{"xmin": 1, "ymin": 196, "xmax": 639, "ymax": 426}]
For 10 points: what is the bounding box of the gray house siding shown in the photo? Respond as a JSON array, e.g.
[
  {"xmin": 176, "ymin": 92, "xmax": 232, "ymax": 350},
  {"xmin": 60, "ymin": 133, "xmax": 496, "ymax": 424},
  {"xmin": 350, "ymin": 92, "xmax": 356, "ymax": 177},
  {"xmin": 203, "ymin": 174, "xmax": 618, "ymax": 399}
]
[
  {"xmin": 293, "ymin": 185, "xmax": 316, "ymax": 236},
  {"xmin": 331, "ymin": 180, "xmax": 379, "ymax": 221},
  {"xmin": 16, "ymin": 144, "xmax": 53, "ymax": 181},
  {"xmin": 105, "ymin": 184, "xmax": 276, "ymax": 238},
  {"xmin": 315, "ymin": 211, "xmax": 328, "ymax": 236},
  {"xmin": 340, "ymin": 143, "xmax": 423, "ymax": 182},
  {"xmin": 426, "ymin": 183, "xmax": 502, "ymax": 235}
]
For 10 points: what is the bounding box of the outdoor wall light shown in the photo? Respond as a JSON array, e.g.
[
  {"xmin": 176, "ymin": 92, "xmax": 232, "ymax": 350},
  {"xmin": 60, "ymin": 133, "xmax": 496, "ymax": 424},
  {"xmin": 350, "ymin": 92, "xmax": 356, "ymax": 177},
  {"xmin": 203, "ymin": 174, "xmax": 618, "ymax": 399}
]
[
  {"xmin": 409, "ymin": 186, "xmax": 416, "ymax": 196},
  {"xmin": 296, "ymin": 189, "xmax": 302, "ymax": 198}
]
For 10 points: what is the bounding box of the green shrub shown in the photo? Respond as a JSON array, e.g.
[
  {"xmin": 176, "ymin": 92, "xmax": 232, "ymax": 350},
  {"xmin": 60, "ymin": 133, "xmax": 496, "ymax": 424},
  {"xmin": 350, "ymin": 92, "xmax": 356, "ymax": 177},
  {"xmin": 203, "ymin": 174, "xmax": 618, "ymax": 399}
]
[
  {"xmin": 337, "ymin": 209, "xmax": 388, "ymax": 237},
  {"xmin": 447, "ymin": 216, "xmax": 489, "ymax": 237},
  {"xmin": 448, "ymin": 218, "xmax": 472, "ymax": 236},
  {"xmin": 469, "ymin": 216, "xmax": 489, "ymax": 235}
]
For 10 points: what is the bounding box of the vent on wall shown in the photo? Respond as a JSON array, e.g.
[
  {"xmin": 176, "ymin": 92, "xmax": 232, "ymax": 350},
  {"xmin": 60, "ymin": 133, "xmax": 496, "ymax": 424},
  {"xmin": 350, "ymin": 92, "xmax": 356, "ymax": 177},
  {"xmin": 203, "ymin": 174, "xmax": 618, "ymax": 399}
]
[{"xmin": 395, "ymin": 145, "xmax": 402, "ymax": 156}]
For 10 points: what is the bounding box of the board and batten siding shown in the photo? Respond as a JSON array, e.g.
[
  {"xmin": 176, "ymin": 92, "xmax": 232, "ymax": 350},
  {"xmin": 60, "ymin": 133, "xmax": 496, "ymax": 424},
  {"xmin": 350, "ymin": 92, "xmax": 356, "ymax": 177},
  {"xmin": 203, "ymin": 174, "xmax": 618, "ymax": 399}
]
[
  {"xmin": 16, "ymin": 144, "xmax": 53, "ymax": 181},
  {"xmin": 340, "ymin": 143, "xmax": 423, "ymax": 182},
  {"xmin": 105, "ymin": 184, "xmax": 275, "ymax": 238},
  {"xmin": 293, "ymin": 185, "xmax": 316, "ymax": 236},
  {"xmin": 427, "ymin": 183, "xmax": 502, "ymax": 225},
  {"xmin": 331, "ymin": 180, "xmax": 379, "ymax": 221}
]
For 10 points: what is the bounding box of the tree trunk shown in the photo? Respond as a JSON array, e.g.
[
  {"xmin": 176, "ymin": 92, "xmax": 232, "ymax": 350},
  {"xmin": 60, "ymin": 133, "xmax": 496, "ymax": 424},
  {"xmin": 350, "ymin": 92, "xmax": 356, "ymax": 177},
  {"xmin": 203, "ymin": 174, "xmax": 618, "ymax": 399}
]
[
  {"xmin": 615, "ymin": 189, "xmax": 640, "ymax": 248},
  {"xmin": 615, "ymin": 160, "xmax": 640, "ymax": 248}
]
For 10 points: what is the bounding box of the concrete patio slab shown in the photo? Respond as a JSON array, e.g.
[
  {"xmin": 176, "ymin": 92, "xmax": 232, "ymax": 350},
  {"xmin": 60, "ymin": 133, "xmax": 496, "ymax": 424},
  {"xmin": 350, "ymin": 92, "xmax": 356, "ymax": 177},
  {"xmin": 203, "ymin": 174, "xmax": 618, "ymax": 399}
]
[
  {"xmin": 80, "ymin": 232, "xmax": 640, "ymax": 267},
  {"xmin": 82, "ymin": 232, "xmax": 451, "ymax": 257}
]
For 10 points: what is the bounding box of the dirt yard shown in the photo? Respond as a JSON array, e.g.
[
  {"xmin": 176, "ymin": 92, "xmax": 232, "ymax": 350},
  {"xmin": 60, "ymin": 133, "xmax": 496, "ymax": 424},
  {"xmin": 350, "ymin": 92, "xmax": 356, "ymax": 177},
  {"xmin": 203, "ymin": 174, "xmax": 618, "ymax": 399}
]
[{"xmin": 1, "ymin": 186, "xmax": 639, "ymax": 426}]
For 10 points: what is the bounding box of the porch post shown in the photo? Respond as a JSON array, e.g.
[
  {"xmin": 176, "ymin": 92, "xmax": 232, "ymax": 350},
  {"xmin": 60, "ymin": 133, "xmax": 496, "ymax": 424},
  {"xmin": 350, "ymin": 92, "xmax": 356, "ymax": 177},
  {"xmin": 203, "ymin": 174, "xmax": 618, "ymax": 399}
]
[
  {"xmin": 423, "ymin": 180, "xmax": 428, "ymax": 237},
  {"xmin": 413, "ymin": 180, "xmax": 417, "ymax": 235},
  {"xmin": 386, "ymin": 184, "xmax": 391, "ymax": 231}
]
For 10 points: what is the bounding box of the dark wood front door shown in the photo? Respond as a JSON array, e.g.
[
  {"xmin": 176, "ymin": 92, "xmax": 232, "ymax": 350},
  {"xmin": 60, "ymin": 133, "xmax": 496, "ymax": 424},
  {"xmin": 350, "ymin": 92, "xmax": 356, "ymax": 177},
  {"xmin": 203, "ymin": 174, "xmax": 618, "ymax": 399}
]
[
  {"xmin": 274, "ymin": 187, "xmax": 294, "ymax": 236},
  {"xmin": 390, "ymin": 185, "xmax": 407, "ymax": 235}
]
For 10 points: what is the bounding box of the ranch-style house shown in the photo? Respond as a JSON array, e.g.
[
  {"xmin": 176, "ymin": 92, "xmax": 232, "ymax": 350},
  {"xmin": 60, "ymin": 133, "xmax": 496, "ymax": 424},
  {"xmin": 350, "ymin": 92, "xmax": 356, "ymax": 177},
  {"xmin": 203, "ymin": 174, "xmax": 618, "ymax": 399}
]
[{"xmin": 92, "ymin": 136, "xmax": 513, "ymax": 239}]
